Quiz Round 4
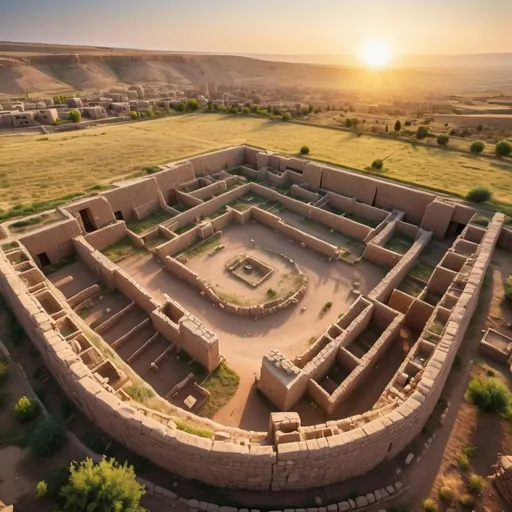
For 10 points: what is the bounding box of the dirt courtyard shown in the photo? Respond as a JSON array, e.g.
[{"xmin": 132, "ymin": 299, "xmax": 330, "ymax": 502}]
[{"xmin": 119, "ymin": 222, "xmax": 386, "ymax": 428}]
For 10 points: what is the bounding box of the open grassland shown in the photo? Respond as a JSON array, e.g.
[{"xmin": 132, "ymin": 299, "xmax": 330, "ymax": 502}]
[{"xmin": 1, "ymin": 114, "xmax": 512, "ymax": 213}]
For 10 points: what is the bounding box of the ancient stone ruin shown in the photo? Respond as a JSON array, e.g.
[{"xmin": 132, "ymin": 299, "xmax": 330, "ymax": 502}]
[{"xmin": 0, "ymin": 145, "xmax": 510, "ymax": 491}]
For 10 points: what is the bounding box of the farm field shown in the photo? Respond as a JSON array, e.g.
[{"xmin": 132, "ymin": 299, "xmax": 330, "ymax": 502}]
[{"xmin": 1, "ymin": 114, "xmax": 512, "ymax": 211}]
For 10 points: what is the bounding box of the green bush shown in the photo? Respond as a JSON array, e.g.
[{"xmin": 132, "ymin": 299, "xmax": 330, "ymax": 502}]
[
  {"xmin": 266, "ymin": 288, "xmax": 276, "ymax": 298},
  {"xmin": 416, "ymin": 126, "xmax": 429, "ymax": 139},
  {"xmin": 371, "ymin": 159, "xmax": 383, "ymax": 170},
  {"xmin": 422, "ymin": 498, "xmax": 438, "ymax": 512},
  {"xmin": 217, "ymin": 104, "xmax": 227, "ymax": 112},
  {"xmin": 466, "ymin": 185, "xmax": 492, "ymax": 203},
  {"xmin": 463, "ymin": 445, "xmax": 477, "ymax": 458},
  {"xmin": 505, "ymin": 275, "xmax": 512, "ymax": 301},
  {"xmin": 467, "ymin": 473, "xmax": 485, "ymax": 493},
  {"xmin": 68, "ymin": 109, "xmax": 81, "ymax": 123},
  {"xmin": 394, "ymin": 119, "xmax": 401, "ymax": 132},
  {"xmin": 29, "ymin": 416, "xmax": 66, "ymax": 458},
  {"xmin": 465, "ymin": 377, "xmax": 512, "ymax": 415},
  {"xmin": 404, "ymin": 120, "xmax": 412, "ymax": 126},
  {"xmin": 175, "ymin": 103, "xmax": 186, "ymax": 112},
  {"xmin": 439, "ymin": 486, "xmax": 455, "ymax": 504},
  {"xmin": 455, "ymin": 453, "xmax": 470, "ymax": 470},
  {"xmin": 242, "ymin": 107, "xmax": 250, "ymax": 115},
  {"xmin": 187, "ymin": 98, "xmax": 200, "ymax": 111},
  {"xmin": 60, "ymin": 457, "xmax": 146, "ymax": 512},
  {"xmin": 282, "ymin": 112, "xmax": 291, "ymax": 121},
  {"xmin": 496, "ymin": 140, "xmax": 512, "ymax": 157},
  {"xmin": 459, "ymin": 493, "xmax": 475, "ymax": 508},
  {"xmin": 13, "ymin": 396, "xmax": 40, "ymax": 423},
  {"xmin": 437, "ymin": 134, "xmax": 450, "ymax": 146},
  {"xmin": 300, "ymin": 145, "xmax": 310, "ymax": 155},
  {"xmin": 250, "ymin": 104, "xmax": 259, "ymax": 113},
  {"xmin": 36, "ymin": 480, "xmax": 48, "ymax": 499},
  {"xmin": 229, "ymin": 106, "xmax": 239, "ymax": 114},
  {"xmin": 470, "ymin": 140, "xmax": 485, "ymax": 154}
]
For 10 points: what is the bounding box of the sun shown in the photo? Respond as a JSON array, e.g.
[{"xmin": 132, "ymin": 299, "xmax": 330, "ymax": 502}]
[{"xmin": 360, "ymin": 40, "xmax": 392, "ymax": 69}]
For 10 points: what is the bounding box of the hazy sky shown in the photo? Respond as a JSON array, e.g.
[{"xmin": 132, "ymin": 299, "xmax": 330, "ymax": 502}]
[{"xmin": 1, "ymin": 0, "xmax": 511, "ymax": 56}]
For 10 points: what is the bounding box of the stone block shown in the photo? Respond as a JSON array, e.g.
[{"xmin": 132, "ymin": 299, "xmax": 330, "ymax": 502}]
[
  {"xmin": 354, "ymin": 496, "xmax": 368, "ymax": 508},
  {"xmin": 338, "ymin": 502, "xmax": 350, "ymax": 511}
]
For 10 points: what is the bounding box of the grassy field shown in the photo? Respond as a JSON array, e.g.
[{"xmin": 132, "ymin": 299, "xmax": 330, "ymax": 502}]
[{"xmin": 1, "ymin": 114, "xmax": 512, "ymax": 212}]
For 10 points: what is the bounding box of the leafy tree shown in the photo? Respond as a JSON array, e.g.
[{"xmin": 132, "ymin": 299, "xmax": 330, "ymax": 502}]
[
  {"xmin": 470, "ymin": 140, "xmax": 485, "ymax": 154},
  {"xmin": 394, "ymin": 119, "xmax": 401, "ymax": 132},
  {"xmin": 466, "ymin": 377, "xmax": 512, "ymax": 415},
  {"xmin": 300, "ymin": 145, "xmax": 310, "ymax": 155},
  {"xmin": 60, "ymin": 457, "xmax": 146, "ymax": 512},
  {"xmin": 13, "ymin": 395, "xmax": 40, "ymax": 423},
  {"xmin": 495, "ymin": 140, "xmax": 512, "ymax": 157},
  {"xmin": 416, "ymin": 126, "xmax": 429, "ymax": 139},
  {"xmin": 29, "ymin": 416, "xmax": 66, "ymax": 457},
  {"xmin": 466, "ymin": 185, "xmax": 492, "ymax": 203},
  {"xmin": 404, "ymin": 120, "xmax": 412, "ymax": 126},
  {"xmin": 186, "ymin": 99, "xmax": 200, "ymax": 111},
  {"xmin": 250, "ymin": 104, "xmax": 259, "ymax": 114},
  {"xmin": 282, "ymin": 112, "xmax": 291, "ymax": 121},
  {"xmin": 437, "ymin": 134, "xmax": 450, "ymax": 146},
  {"xmin": 256, "ymin": 109, "xmax": 268, "ymax": 116},
  {"xmin": 344, "ymin": 118, "xmax": 353, "ymax": 128},
  {"xmin": 175, "ymin": 103, "xmax": 186, "ymax": 112},
  {"xmin": 242, "ymin": 107, "xmax": 250, "ymax": 115},
  {"xmin": 68, "ymin": 109, "xmax": 81, "ymax": 123},
  {"xmin": 371, "ymin": 159, "xmax": 383, "ymax": 170},
  {"xmin": 229, "ymin": 106, "xmax": 239, "ymax": 114}
]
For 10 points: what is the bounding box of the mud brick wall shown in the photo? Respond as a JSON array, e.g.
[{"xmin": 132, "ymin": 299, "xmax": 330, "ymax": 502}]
[
  {"xmin": 102, "ymin": 177, "xmax": 160, "ymax": 222},
  {"xmin": 427, "ymin": 266, "xmax": 457, "ymax": 297},
  {"xmin": 478, "ymin": 339, "xmax": 510, "ymax": 364},
  {"xmin": 176, "ymin": 190, "xmax": 203, "ymax": 207},
  {"xmin": 155, "ymin": 227, "xmax": 200, "ymax": 259},
  {"xmin": 421, "ymin": 199, "xmax": 456, "ymax": 239},
  {"xmin": 188, "ymin": 147, "xmax": 246, "ymax": 176},
  {"xmin": 396, "ymin": 221, "xmax": 419, "ymax": 240},
  {"xmin": 452, "ymin": 203, "xmax": 476, "ymax": 225},
  {"xmin": 462, "ymin": 224, "xmax": 485, "ymax": 244},
  {"xmin": 352, "ymin": 201, "xmax": 389, "ymax": 224},
  {"xmin": 20, "ymin": 218, "xmax": 81, "ymax": 265},
  {"xmin": 154, "ymin": 161, "xmax": 195, "ymax": 198},
  {"xmin": 211, "ymin": 211, "xmax": 232, "ymax": 231},
  {"xmin": 113, "ymin": 268, "xmax": 159, "ymax": 314},
  {"xmin": 189, "ymin": 180, "xmax": 227, "ymax": 200},
  {"xmin": 369, "ymin": 229, "xmax": 432, "ymax": 303},
  {"xmin": 326, "ymin": 191, "xmax": 356, "ymax": 213},
  {"xmin": 84, "ymin": 221, "xmax": 128, "ymax": 251},
  {"xmin": 499, "ymin": 227, "xmax": 512, "ymax": 251},
  {"xmin": 163, "ymin": 256, "xmax": 199, "ymax": 286},
  {"xmin": 363, "ymin": 243, "xmax": 402, "ymax": 268},
  {"xmin": 73, "ymin": 236, "xmax": 117, "ymax": 288},
  {"xmin": 388, "ymin": 289, "xmax": 416, "ymax": 314},
  {"xmin": 63, "ymin": 196, "xmax": 116, "ymax": 231},
  {"xmin": 290, "ymin": 185, "xmax": 321, "ymax": 203}
]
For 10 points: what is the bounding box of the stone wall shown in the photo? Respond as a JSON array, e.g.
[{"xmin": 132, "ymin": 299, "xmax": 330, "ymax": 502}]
[
  {"xmin": 83, "ymin": 221, "xmax": 128, "ymax": 251},
  {"xmin": 63, "ymin": 196, "xmax": 116, "ymax": 231},
  {"xmin": 188, "ymin": 147, "xmax": 246, "ymax": 176}
]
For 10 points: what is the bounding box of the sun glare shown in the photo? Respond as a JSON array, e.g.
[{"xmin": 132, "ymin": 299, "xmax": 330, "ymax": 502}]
[{"xmin": 360, "ymin": 40, "xmax": 392, "ymax": 69}]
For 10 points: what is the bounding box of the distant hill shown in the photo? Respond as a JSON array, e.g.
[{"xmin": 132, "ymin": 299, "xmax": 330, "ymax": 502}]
[{"xmin": 0, "ymin": 41, "xmax": 511, "ymax": 96}]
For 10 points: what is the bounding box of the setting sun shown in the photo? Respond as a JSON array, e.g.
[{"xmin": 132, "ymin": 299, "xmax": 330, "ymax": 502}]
[{"xmin": 360, "ymin": 40, "xmax": 392, "ymax": 68}]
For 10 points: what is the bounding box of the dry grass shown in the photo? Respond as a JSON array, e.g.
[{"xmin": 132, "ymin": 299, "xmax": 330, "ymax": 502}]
[{"xmin": 2, "ymin": 115, "xmax": 512, "ymax": 212}]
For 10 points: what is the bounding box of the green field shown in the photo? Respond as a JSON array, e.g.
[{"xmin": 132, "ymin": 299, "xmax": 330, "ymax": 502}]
[{"xmin": 1, "ymin": 114, "xmax": 512, "ymax": 213}]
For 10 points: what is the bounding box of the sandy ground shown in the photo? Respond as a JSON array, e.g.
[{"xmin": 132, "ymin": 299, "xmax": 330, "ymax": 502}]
[{"xmin": 119, "ymin": 222, "xmax": 385, "ymax": 428}]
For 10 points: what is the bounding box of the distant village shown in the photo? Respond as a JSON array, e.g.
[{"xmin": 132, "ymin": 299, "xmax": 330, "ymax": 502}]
[{"xmin": 0, "ymin": 81, "xmax": 453, "ymax": 131}]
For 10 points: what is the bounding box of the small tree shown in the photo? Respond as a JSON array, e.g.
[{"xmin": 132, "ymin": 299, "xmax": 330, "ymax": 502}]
[
  {"xmin": 186, "ymin": 99, "xmax": 199, "ymax": 111},
  {"xmin": 300, "ymin": 145, "xmax": 310, "ymax": 155},
  {"xmin": 470, "ymin": 140, "xmax": 485, "ymax": 154},
  {"xmin": 344, "ymin": 118, "xmax": 353, "ymax": 128},
  {"xmin": 229, "ymin": 106, "xmax": 239, "ymax": 114},
  {"xmin": 217, "ymin": 104, "xmax": 227, "ymax": 112},
  {"xmin": 68, "ymin": 109, "xmax": 81, "ymax": 123},
  {"xmin": 466, "ymin": 185, "xmax": 492, "ymax": 203},
  {"xmin": 437, "ymin": 134, "xmax": 450, "ymax": 146},
  {"xmin": 175, "ymin": 103, "xmax": 186, "ymax": 112},
  {"xmin": 242, "ymin": 107, "xmax": 250, "ymax": 115},
  {"xmin": 394, "ymin": 119, "xmax": 401, "ymax": 132},
  {"xmin": 13, "ymin": 396, "xmax": 40, "ymax": 423},
  {"xmin": 282, "ymin": 112, "xmax": 291, "ymax": 121},
  {"xmin": 371, "ymin": 159, "xmax": 383, "ymax": 170},
  {"xmin": 250, "ymin": 104, "xmax": 259, "ymax": 114},
  {"xmin": 59, "ymin": 457, "xmax": 146, "ymax": 512},
  {"xmin": 416, "ymin": 126, "xmax": 429, "ymax": 139},
  {"xmin": 495, "ymin": 140, "xmax": 512, "ymax": 157},
  {"xmin": 30, "ymin": 416, "xmax": 66, "ymax": 457}
]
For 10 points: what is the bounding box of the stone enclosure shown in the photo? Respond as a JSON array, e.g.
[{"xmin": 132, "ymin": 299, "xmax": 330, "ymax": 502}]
[{"xmin": 0, "ymin": 145, "xmax": 510, "ymax": 492}]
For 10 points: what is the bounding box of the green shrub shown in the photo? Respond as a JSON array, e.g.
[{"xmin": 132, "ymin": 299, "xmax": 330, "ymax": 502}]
[
  {"xmin": 68, "ymin": 109, "xmax": 81, "ymax": 123},
  {"xmin": 125, "ymin": 384, "xmax": 154, "ymax": 404},
  {"xmin": 459, "ymin": 493, "xmax": 475, "ymax": 508},
  {"xmin": 466, "ymin": 185, "xmax": 492, "ymax": 203},
  {"xmin": 36, "ymin": 480, "xmax": 48, "ymax": 499},
  {"xmin": 439, "ymin": 486, "xmax": 455, "ymax": 504},
  {"xmin": 495, "ymin": 140, "xmax": 512, "ymax": 157},
  {"xmin": 437, "ymin": 134, "xmax": 450, "ymax": 146},
  {"xmin": 300, "ymin": 145, "xmax": 310, "ymax": 155},
  {"xmin": 175, "ymin": 103, "xmax": 186, "ymax": 112},
  {"xmin": 229, "ymin": 106, "xmax": 239, "ymax": 114},
  {"xmin": 394, "ymin": 119, "xmax": 401, "ymax": 132},
  {"xmin": 282, "ymin": 112, "xmax": 291, "ymax": 121},
  {"xmin": 455, "ymin": 453, "xmax": 470, "ymax": 470},
  {"xmin": 463, "ymin": 445, "xmax": 477, "ymax": 458},
  {"xmin": 371, "ymin": 159, "xmax": 383, "ymax": 170},
  {"xmin": 59, "ymin": 457, "xmax": 146, "ymax": 512},
  {"xmin": 470, "ymin": 140, "xmax": 485, "ymax": 154},
  {"xmin": 187, "ymin": 98, "xmax": 200, "ymax": 111},
  {"xmin": 250, "ymin": 104, "xmax": 259, "ymax": 113},
  {"xmin": 322, "ymin": 301, "xmax": 333, "ymax": 313},
  {"xmin": 465, "ymin": 377, "xmax": 512, "ymax": 415},
  {"xmin": 416, "ymin": 126, "xmax": 429, "ymax": 139},
  {"xmin": 29, "ymin": 416, "xmax": 66, "ymax": 457},
  {"xmin": 505, "ymin": 275, "xmax": 512, "ymax": 301},
  {"xmin": 13, "ymin": 396, "xmax": 40, "ymax": 423},
  {"xmin": 467, "ymin": 473, "xmax": 485, "ymax": 493},
  {"xmin": 422, "ymin": 498, "xmax": 438, "ymax": 512},
  {"xmin": 266, "ymin": 288, "xmax": 276, "ymax": 298},
  {"xmin": 404, "ymin": 120, "xmax": 412, "ymax": 126},
  {"xmin": 217, "ymin": 104, "xmax": 227, "ymax": 112},
  {"xmin": 242, "ymin": 107, "xmax": 250, "ymax": 115}
]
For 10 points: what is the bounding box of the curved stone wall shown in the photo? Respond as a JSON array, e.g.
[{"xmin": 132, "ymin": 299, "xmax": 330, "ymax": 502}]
[{"xmin": 0, "ymin": 201, "xmax": 503, "ymax": 492}]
